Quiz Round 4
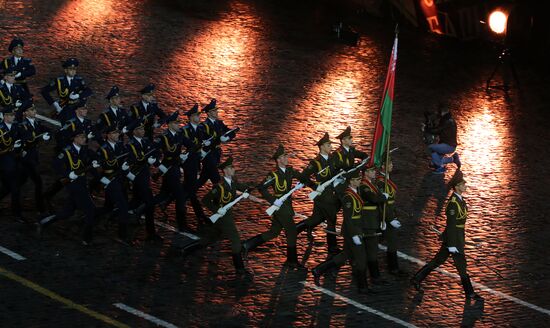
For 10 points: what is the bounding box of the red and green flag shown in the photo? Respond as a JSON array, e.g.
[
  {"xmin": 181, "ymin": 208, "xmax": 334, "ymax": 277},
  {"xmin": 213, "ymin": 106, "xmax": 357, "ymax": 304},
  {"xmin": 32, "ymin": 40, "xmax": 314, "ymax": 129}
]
[{"xmin": 369, "ymin": 33, "xmax": 398, "ymax": 168}]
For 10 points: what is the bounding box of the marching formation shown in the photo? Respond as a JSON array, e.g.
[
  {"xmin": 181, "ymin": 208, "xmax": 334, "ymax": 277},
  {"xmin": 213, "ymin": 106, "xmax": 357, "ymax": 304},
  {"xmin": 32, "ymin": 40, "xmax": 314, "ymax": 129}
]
[{"xmin": 1, "ymin": 37, "xmax": 481, "ymax": 300}]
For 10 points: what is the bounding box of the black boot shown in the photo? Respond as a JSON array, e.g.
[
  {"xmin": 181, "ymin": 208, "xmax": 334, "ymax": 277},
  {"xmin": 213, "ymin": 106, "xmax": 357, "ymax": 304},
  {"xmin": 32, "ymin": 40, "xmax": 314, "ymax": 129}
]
[
  {"xmin": 242, "ymin": 235, "xmax": 265, "ymax": 258},
  {"xmin": 327, "ymin": 234, "xmax": 341, "ymax": 255},
  {"xmin": 355, "ymin": 269, "xmax": 370, "ymax": 294},
  {"xmin": 284, "ymin": 246, "xmax": 305, "ymax": 269},
  {"xmin": 461, "ymin": 275, "xmax": 483, "ymax": 300},
  {"xmin": 181, "ymin": 239, "xmax": 202, "ymax": 257},
  {"xmin": 387, "ymin": 251, "xmax": 407, "ymax": 277},
  {"xmin": 411, "ymin": 264, "xmax": 433, "ymax": 291},
  {"xmin": 296, "ymin": 219, "xmax": 313, "ymax": 241},
  {"xmin": 312, "ymin": 258, "xmax": 337, "ymax": 286},
  {"xmin": 368, "ymin": 261, "xmax": 390, "ymax": 285},
  {"xmin": 232, "ymin": 253, "xmax": 252, "ymax": 276}
]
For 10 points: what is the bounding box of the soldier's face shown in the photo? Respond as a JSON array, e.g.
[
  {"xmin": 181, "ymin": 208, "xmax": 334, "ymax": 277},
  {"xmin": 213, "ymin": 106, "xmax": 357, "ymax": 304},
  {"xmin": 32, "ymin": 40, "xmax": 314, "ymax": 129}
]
[
  {"xmin": 456, "ymin": 181, "xmax": 467, "ymax": 193},
  {"xmin": 342, "ymin": 136, "xmax": 353, "ymax": 148},
  {"xmin": 3, "ymin": 113, "xmax": 15, "ymax": 124},
  {"xmin": 168, "ymin": 121, "xmax": 180, "ymax": 131},
  {"xmin": 13, "ymin": 46, "xmax": 23, "ymax": 57},
  {"xmin": 74, "ymin": 134, "xmax": 86, "ymax": 145},
  {"xmin": 142, "ymin": 93, "xmax": 154, "ymax": 103},
  {"xmin": 349, "ymin": 177, "xmax": 361, "ymax": 188},
  {"xmin": 320, "ymin": 142, "xmax": 332, "ymax": 154},
  {"xmin": 223, "ymin": 166, "xmax": 235, "ymax": 177},
  {"xmin": 65, "ymin": 67, "xmax": 77, "ymax": 77},
  {"xmin": 4, "ymin": 73, "xmax": 15, "ymax": 84},
  {"xmin": 134, "ymin": 127, "xmax": 145, "ymax": 138},
  {"xmin": 383, "ymin": 161, "xmax": 393, "ymax": 173},
  {"xmin": 76, "ymin": 108, "xmax": 87, "ymax": 117},
  {"xmin": 189, "ymin": 113, "xmax": 200, "ymax": 124},
  {"xmin": 276, "ymin": 154, "xmax": 288, "ymax": 167},
  {"xmin": 365, "ymin": 169, "xmax": 376, "ymax": 180},
  {"xmin": 110, "ymin": 96, "xmax": 122, "ymax": 107},
  {"xmin": 25, "ymin": 108, "xmax": 37, "ymax": 118},
  {"xmin": 207, "ymin": 109, "xmax": 218, "ymax": 120},
  {"xmin": 107, "ymin": 131, "xmax": 120, "ymax": 142}
]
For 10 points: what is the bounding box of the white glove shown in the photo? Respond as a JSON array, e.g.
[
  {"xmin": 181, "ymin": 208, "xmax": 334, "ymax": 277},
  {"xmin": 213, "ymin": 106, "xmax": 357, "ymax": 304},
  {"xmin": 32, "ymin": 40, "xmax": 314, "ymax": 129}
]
[
  {"xmin": 158, "ymin": 164, "xmax": 168, "ymax": 174},
  {"xmin": 179, "ymin": 152, "xmax": 189, "ymax": 162},
  {"xmin": 15, "ymin": 72, "xmax": 22, "ymax": 78},
  {"xmin": 42, "ymin": 133, "xmax": 51, "ymax": 141},
  {"xmin": 22, "ymin": 150, "xmax": 27, "ymax": 157},
  {"xmin": 448, "ymin": 247, "xmax": 459, "ymax": 254},
  {"xmin": 382, "ymin": 192, "xmax": 390, "ymax": 200},
  {"xmin": 121, "ymin": 161, "xmax": 130, "ymax": 171},
  {"xmin": 273, "ymin": 198, "xmax": 284, "ymax": 207},
  {"xmin": 421, "ymin": 123, "xmax": 426, "ymax": 132},
  {"xmin": 69, "ymin": 171, "xmax": 79, "ymax": 180},
  {"xmin": 147, "ymin": 157, "xmax": 156, "ymax": 165},
  {"xmin": 153, "ymin": 122, "xmax": 161, "ymax": 128},
  {"xmin": 203, "ymin": 139, "xmax": 211, "ymax": 147},
  {"xmin": 200, "ymin": 149, "xmax": 208, "ymax": 159},
  {"xmin": 390, "ymin": 219, "xmax": 401, "ymax": 229},
  {"xmin": 352, "ymin": 235, "xmax": 362, "ymax": 246},
  {"xmin": 87, "ymin": 132, "xmax": 94, "ymax": 139},
  {"xmin": 380, "ymin": 220, "xmax": 387, "ymax": 231},
  {"xmin": 91, "ymin": 160, "xmax": 100, "ymax": 168},
  {"xmin": 121, "ymin": 126, "xmax": 128, "ymax": 134},
  {"xmin": 53, "ymin": 101, "xmax": 63, "ymax": 113},
  {"xmin": 13, "ymin": 140, "xmax": 22, "ymax": 148},
  {"xmin": 295, "ymin": 182, "xmax": 304, "ymax": 189},
  {"xmin": 0, "ymin": 112, "xmax": 3, "ymax": 120},
  {"xmin": 332, "ymin": 177, "xmax": 345, "ymax": 187},
  {"xmin": 100, "ymin": 177, "xmax": 111, "ymax": 186},
  {"xmin": 242, "ymin": 192, "xmax": 250, "ymax": 199},
  {"xmin": 220, "ymin": 135, "xmax": 229, "ymax": 142},
  {"xmin": 15, "ymin": 100, "xmax": 22, "ymax": 107},
  {"xmin": 316, "ymin": 185, "xmax": 325, "ymax": 193},
  {"xmin": 217, "ymin": 207, "xmax": 227, "ymax": 216},
  {"xmin": 126, "ymin": 172, "xmax": 136, "ymax": 181},
  {"xmin": 69, "ymin": 92, "xmax": 80, "ymax": 100}
]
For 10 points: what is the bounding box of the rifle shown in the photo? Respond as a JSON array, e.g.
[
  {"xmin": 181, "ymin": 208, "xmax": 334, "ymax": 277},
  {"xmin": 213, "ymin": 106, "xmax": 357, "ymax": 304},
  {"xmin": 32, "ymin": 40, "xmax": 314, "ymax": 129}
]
[
  {"xmin": 35, "ymin": 114, "xmax": 62, "ymax": 127},
  {"xmin": 209, "ymin": 189, "xmax": 250, "ymax": 223},
  {"xmin": 59, "ymin": 151, "xmax": 129, "ymax": 185},
  {"xmin": 308, "ymin": 158, "xmax": 368, "ymax": 200},
  {"xmin": 266, "ymin": 183, "xmax": 304, "ymax": 216},
  {"xmin": 201, "ymin": 127, "xmax": 241, "ymax": 158}
]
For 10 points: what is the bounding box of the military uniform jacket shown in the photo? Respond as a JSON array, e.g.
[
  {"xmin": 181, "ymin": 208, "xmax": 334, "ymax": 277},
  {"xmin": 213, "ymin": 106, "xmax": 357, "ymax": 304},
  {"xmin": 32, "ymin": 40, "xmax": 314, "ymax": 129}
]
[
  {"xmin": 259, "ymin": 166, "xmax": 303, "ymax": 206},
  {"xmin": 20, "ymin": 118, "xmax": 50, "ymax": 164},
  {"xmin": 41, "ymin": 75, "xmax": 92, "ymax": 107},
  {"xmin": 55, "ymin": 144, "xmax": 93, "ymax": 181},
  {"xmin": 332, "ymin": 146, "xmax": 368, "ymax": 171},
  {"xmin": 126, "ymin": 136, "xmax": 157, "ymax": 176},
  {"xmin": 57, "ymin": 116, "xmax": 94, "ymax": 148},
  {"xmin": 97, "ymin": 141, "xmax": 126, "ymax": 180},
  {"xmin": 155, "ymin": 129, "xmax": 184, "ymax": 166},
  {"xmin": 129, "ymin": 101, "xmax": 166, "ymax": 128},
  {"xmin": 359, "ymin": 180, "xmax": 386, "ymax": 230},
  {"xmin": 2, "ymin": 56, "xmax": 36, "ymax": 83},
  {"xmin": 375, "ymin": 174, "xmax": 397, "ymax": 220},
  {"xmin": 200, "ymin": 118, "xmax": 236, "ymax": 152},
  {"xmin": 0, "ymin": 122, "xmax": 21, "ymax": 171},
  {"xmin": 202, "ymin": 178, "xmax": 249, "ymax": 216},
  {"xmin": 181, "ymin": 123, "xmax": 204, "ymax": 168},
  {"xmin": 342, "ymin": 187, "xmax": 365, "ymax": 238},
  {"xmin": 443, "ymin": 193, "xmax": 468, "ymax": 251},
  {"xmin": 95, "ymin": 106, "xmax": 130, "ymax": 132},
  {"xmin": 301, "ymin": 154, "xmax": 338, "ymax": 204},
  {"xmin": 0, "ymin": 83, "xmax": 30, "ymax": 109}
]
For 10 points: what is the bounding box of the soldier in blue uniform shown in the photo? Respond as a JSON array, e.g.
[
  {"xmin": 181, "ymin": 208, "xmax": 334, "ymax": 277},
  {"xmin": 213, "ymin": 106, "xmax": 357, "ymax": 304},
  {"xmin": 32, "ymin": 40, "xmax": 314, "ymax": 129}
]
[
  {"xmin": 37, "ymin": 128, "xmax": 98, "ymax": 246},
  {"xmin": 2, "ymin": 38, "xmax": 36, "ymax": 94},
  {"xmin": 0, "ymin": 106, "xmax": 23, "ymax": 220},
  {"xmin": 129, "ymin": 83, "xmax": 166, "ymax": 139},
  {"xmin": 18, "ymin": 100, "xmax": 51, "ymax": 213},
  {"xmin": 0, "ymin": 66, "xmax": 31, "ymax": 118},
  {"xmin": 94, "ymin": 125, "xmax": 132, "ymax": 245},
  {"xmin": 125, "ymin": 118, "xmax": 162, "ymax": 242},
  {"xmin": 153, "ymin": 110, "xmax": 189, "ymax": 231},
  {"xmin": 40, "ymin": 58, "xmax": 93, "ymax": 123},
  {"xmin": 197, "ymin": 99, "xmax": 239, "ymax": 189},
  {"xmin": 181, "ymin": 103, "xmax": 209, "ymax": 224},
  {"xmin": 95, "ymin": 86, "xmax": 129, "ymax": 136}
]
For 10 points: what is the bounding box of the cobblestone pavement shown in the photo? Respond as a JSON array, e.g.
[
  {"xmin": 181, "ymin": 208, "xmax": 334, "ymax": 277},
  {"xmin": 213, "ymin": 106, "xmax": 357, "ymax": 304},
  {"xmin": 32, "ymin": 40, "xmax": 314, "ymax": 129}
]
[{"xmin": 1, "ymin": 0, "xmax": 550, "ymax": 327}]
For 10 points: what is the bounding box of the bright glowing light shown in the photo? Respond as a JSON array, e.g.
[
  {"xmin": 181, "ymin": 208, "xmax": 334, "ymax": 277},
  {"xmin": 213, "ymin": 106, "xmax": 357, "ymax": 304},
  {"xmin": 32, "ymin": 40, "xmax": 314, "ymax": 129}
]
[{"xmin": 488, "ymin": 10, "xmax": 508, "ymax": 34}]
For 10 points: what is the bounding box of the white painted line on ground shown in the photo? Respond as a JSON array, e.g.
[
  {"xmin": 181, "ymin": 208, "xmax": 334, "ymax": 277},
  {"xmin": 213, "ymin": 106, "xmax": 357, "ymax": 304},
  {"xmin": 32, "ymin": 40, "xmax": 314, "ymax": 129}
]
[
  {"xmin": 113, "ymin": 303, "xmax": 178, "ymax": 328},
  {"xmin": 302, "ymin": 281, "xmax": 418, "ymax": 328},
  {"xmin": 0, "ymin": 245, "xmax": 26, "ymax": 261},
  {"xmin": 154, "ymin": 221, "xmax": 200, "ymax": 240},
  {"xmin": 378, "ymin": 244, "xmax": 550, "ymax": 316}
]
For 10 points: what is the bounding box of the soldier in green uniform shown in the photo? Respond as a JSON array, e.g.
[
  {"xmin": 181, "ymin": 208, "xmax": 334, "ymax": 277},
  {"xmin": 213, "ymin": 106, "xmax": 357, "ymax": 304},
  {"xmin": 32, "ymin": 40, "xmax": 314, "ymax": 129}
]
[
  {"xmin": 411, "ymin": 171, "xmax": 483, "ymax": 300},
  {"xmin": 376, "ymin": 158, "xmax": 407, "ymax": 276},
  {"xmin": 331, "ymin": 126, "xmax": 369, "ymax": 199},
  {"xmin": 296, "ymin": 132, "xmax": 341, "ymax": 254},
  {"xmin": 311, "ymin": 170, "xmax": 373, "ymax": 294},
  {"xmin": 242, "ymin": 144, "xmax": 306, "ymax": 269},
  {"xmin": 360, "ymin": 165, "xmax": 390, "ymax": 285},
  {"xmin": 200, "ymin": 157, "xmax": 252, "ymax": 275}
]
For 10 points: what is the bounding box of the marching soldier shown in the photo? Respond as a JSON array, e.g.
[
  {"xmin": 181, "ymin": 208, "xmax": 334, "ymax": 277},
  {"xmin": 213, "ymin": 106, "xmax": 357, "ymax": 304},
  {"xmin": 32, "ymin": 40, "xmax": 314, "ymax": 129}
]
[
  {"xmin": 19, "ymin": 101, "xmax": 51, "ymax": 213},
  {"xmin": 129, "ymin": 83, "xmax": 166, "ymax": 139},
  {"xmin": 242, "ymin": 144, "xmax": 306, "ymax": 269},
  {"xmin": 376, "ymin": 158, "xmax": 407, "ymax": 276},
  {"xmin": 411, "ymin": 171, "xmax": 483, "ymax": 300},
  {"xmin": 95, "ymin": 86, "xmax": 130, "ymax": 135},
  {"xmin": 181, "ymin": 103, "xmax": 209, "ymax": 224},
  {"xmin": 0, "ymin": 66, "xmax": 31, "ymax": 117},
  {"xmin": 296, "ymin": 132, "xmax": 341, "ymax": 254},
  {"xmin": 197, "ymin": 99, "xmax": 239, "ymax": 188},
  {"xmin": 37, "ymin": 128, "xmax": 98, "ymax": 246},
  {"xmin": 200, "ymin": 157, "xmax": 252, "ymax": 275},
  {"xmin": 125, "ymin": 118, "xmax": 162, "ymax": 241},
  {"xmin": 153, "ymin": 110, "xmax": 188, "ymax": 231},
  {"xmin": 332, "ymin": 126, "xmax": 369, "ymax": 172},
  {"xmin": 360, "ymin": 165, "xmax": 390, "ymax": 285},
  {"xmin": 0, "ymin": 106, "xmax": 23, "ymax": 220},
  {"xmin": 2, "ymin": 38, "xmax": 36, "ymax": 93},
  {"xmin": 41, "ymin": 58, "xmax": 93, "ymax": 123},
  {"xmin": 311, "ymin": 170, "xmax": 373, "ymax": 294}
]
